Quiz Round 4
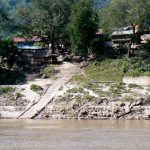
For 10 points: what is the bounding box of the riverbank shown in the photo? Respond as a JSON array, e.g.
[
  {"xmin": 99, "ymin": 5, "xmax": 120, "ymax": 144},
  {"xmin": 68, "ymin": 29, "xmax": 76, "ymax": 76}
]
[
  {"xmin": 40, "ymin": 96, "xmax": 150, "ymax": 120},
  {"xmin": 0, "ymin": 59, "xmax": 150, "ymax": 120},
  {"xmin": 39, "ymin": 82, "xmax": 150, "ymax": 120},
  {"xmin": 39, "ymin": 59, "xmax": 150, "ymax": 120},
  {"xmin": 0, "ymin": 62, "xmax": 81, "ymax": 119}
]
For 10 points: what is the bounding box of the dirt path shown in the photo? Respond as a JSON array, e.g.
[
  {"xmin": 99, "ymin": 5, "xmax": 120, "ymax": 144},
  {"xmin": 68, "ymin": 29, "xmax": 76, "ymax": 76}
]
[{"xmin": 17, "ymin": 62, "xmax": 80, "ymax": 119}]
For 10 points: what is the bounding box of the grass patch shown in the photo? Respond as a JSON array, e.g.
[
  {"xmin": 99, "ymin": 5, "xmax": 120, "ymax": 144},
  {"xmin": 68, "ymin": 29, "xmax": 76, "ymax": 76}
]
[
  {"xmin": 67, "ymin": 87, "xmax": 84, "ymax": 93},
  {"xmin": 72, "ymin": 74, "xmax": 88, "ymax": 85},
  {"xmin": 0, "ymin": 86, "xmax": 15, "ymax": 95},
  {"xmin": 15, "ymin": 92, "xmax": 24, "ymax": 99},
  {"xmin": 57, "ymin": 94, "xmax": 74, "ymax": 102},
  {"xmin": 73, "ymin": 58, "xmax": 150, "ymax": 86},
  {"xmin": 123, "ymin": 96, "xmax": 135, "ymax": 101},
  {"xmin": 41, "ymin": 65, "xmax": 60, "ymax": 78},
  {"xmin": 109, "ymin": 83, "xmax": 127, "ymax": 95},
  {"xmin": 30, "ymin": 84, "xmax": 43, "ymax": 92},
  {"xmin": 128, "ymin": 84, "xmax": 143, "ymax": 89},
  {"xmin": 83, "ymin": 94, "xmax": 95, "ymax": 102},
  {"xmin": 85, "ymin": 59, "xmax": 124, "ymax": 82}
]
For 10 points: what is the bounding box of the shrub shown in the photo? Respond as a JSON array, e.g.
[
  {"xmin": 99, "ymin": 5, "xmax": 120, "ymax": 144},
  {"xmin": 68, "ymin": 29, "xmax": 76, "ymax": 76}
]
[
  {"xmin": 128, "ymin": 84, "xmax": 143, "ymax": 89},
  {"xmin": 0, "ymin": 69, "xmax": 26, "ymax": 84},
  {"xmin": 67, "ymin": 87, "xmax": 84, "ymax": 93},
  {"xmin": 109, "ymin": 82, "xmax": 126, "ymax": 95},
  {"xmin": 141, "ymin": 41, "xmax": 150, "ymax": 58},
  {"xmin": 41, "ymin": 65, "xmax": 60, "ymax": 78},
  {"xmin": 128, "ymin": 84, "xmax": 139, "ymax": 89},
  {"xmin": 30, "ymin": 84, "xmax": 43, "ymax": 92},
  {"xmin": 15, "ymin": 92, "xmax": 24, "ymax": 99},
  {"xmin": 0, "ymin": 86, "xmax": 15, "ymax": 95},
  {"xmin": 84, "ymin": 94, "xmax": 95, "ymax": 102}
]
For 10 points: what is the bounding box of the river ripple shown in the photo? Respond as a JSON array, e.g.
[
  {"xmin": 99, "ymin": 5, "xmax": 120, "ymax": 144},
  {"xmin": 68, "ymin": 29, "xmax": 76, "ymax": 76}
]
[{"xmin": 0, "ymin": 119, "xmax": 150, "ymax": 150}]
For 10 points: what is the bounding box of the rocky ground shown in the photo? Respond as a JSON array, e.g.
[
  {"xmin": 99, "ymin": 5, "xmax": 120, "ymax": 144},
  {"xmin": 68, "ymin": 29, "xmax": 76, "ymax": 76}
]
[
  {"xmin": 0, "ymin": 62, "xmax": 80, "ymax": 119},
  {"xmin": 0, "ymin": 75, "xmax": 53, "ymax": 118},
  {"xmin": 1, "ymin": 62, "xmax": 150, "ymax": 120},
  {"xmin": 39, "ymin": 82, "xmax": 150, "ymax": 120},
  {"xmin": 40, "ymin": 96, "xmax": 150, "ymax": 120}
]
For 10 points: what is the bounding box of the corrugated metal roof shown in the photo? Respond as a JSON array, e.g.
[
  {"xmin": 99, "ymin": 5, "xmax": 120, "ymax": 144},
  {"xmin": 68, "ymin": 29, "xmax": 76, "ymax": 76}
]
[
  {"xmin": 19, "ymin": 46, "xmax": 43, "ymax": 50},
  {"xmin": 112, "ymin": 30, "xmax": 133, "ymax": 36},
  {"xmin": 13, "ymin": 36, "xmax": 43, "ymax": 43}
]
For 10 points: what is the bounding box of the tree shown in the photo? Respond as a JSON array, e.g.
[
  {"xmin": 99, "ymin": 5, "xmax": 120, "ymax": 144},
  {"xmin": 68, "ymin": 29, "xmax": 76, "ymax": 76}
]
[
  {"xmin": 0, "ymin": 7, "xmax": 9, "ymax": 37},
  {"xmin": 99, "ymin": 0, "xmax": 150, "ymax": 32},
  {"xmin": 0, "ymin": 1, "xmax": 21, "ymax": 38},
  {"xmin": 12, "ymin": 5, "xmax": 33, "ymax": 36},
  {"xmin": 99, "ymin": 0, "xmax": 150, "ymax": 57},
  {"xmin": 30, "ymin": 0, "xmax": 76, "ymax": 53},
  {"xmin": 68, "ymin": 0, "xmax": 98, "ymax": 58},
  {"xmin": 0, "ymin": 39, "xmax": 18, "ymax": 68}
]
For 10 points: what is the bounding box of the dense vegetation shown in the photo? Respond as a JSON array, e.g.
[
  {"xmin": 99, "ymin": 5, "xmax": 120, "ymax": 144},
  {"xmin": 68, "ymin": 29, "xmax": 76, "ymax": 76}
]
[
  {"xmin": 0, "ymin": 0, "xmax": 150, "ymax": 84},
  {"xmin": 2, "ymin": 0, "xmax": 109, "ymax": 11},
  {"xmin": 99, "ymin": 0, "xmax": 150, "ymax": 32}
]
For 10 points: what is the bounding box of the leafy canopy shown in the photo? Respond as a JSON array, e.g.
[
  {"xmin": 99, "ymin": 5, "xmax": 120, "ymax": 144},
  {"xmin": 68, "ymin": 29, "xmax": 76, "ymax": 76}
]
[
  {"xmin": 99, "ymin": 0, "xmax": 150, "ymax": 32},
  {"xmin": 68, "ymin": 0, "xmax": 98, "ymax": 57}
]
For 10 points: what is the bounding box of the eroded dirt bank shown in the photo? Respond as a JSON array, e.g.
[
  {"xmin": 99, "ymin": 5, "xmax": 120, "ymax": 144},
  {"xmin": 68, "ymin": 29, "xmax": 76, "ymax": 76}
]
[
  {"xmin": 0, "ymin": 62, "xmax": 150, "ymax": 120},
  {"xmin": 40, "ymin": 96, "xmax": 150, "ymax": 120}
]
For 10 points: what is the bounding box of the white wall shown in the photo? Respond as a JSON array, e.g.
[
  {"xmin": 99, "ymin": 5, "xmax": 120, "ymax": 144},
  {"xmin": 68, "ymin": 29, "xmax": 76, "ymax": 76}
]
[{"xmin": 123, "ymin": 76, "xmax": 150, "ymax": 86}]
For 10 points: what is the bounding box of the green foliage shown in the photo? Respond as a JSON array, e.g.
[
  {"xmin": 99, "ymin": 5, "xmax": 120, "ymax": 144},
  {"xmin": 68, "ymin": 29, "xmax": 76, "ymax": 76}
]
[
  {"xmin": 85, "ymin": 59, "xmax": 124, "ymax": 82},
  {"xmin": 128, "ymin": 84, "xmax": 142, "ymax": 89},
  {"xmin": 12, "ymin": 5, "xmax": 33, "ymax": 35},
  {"xmin": 30, "ymin": 84, "xmax": 43, "ymax": 92},
  {"xmin": 109, "ymin": 82, "xmax": 126, "ymax": 95},
  {"xmin": 68, "ymin": 0, "xmax": 98, "ymax": 57},
  {"xmin": 83, "ymin": 94, "xmax": 95, "ymax": 102},
  {"xmin": 0, "ymin": 69, "xmax": 26, "ymax": 84},
  {"xmin": 0, "ymin": 6, "xmax": 10, "ymax": 37},
  {"xmin": 15, "ymin": 92, "xmax": 24, "ymax": 99},
  {"xmin": 94, "ymin": 0, "xmax": 111, "ymax": 10},
  {"xmin": 0, "ymin": 39, "xmax": 18, "ymax": 68},
  {"xmin": 72, "ymin": 74, "xmax": 89, "ymax": 85},
  {"xmin": 41, "ymin": 65, "xmax": 60, "ymax": 78},
  {"xmin": 67, "ymin": 87, "xmax": 84, "ymax": 94},
  {"xmin": 0, "ymin": 86, "xmax": 15, "ymax": 95},
  {"xmin": 99, "ymin": 0, "xmax": 150, "ymax": 32},
  {"xmin": 73, "ymin": 58, "xmax": 150, "ymax": 86},
  {"xmin": 30, "ymin": 0, "xmax": 76, "ymax": 52},
  {"xmin": 0, "ymin": 1, "xmax": 20, "ymax": 37},
  {"xmin": 141, "ymin": 41, "xmax": 150, "ymax": 58}
]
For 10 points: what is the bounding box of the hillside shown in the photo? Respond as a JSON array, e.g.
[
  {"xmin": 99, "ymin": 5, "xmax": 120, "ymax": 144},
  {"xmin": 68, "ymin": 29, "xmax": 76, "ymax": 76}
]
[
  {"xmin": 1, "ymin": 0, "xmax": 31, "ymax": 11},
  {"xmin": 2, "ymin": 0, "xmax": 110, "ymax": 10},
  {"xmin": 94, "ymin": 0, "xmax": 111, "ymax": 9}
]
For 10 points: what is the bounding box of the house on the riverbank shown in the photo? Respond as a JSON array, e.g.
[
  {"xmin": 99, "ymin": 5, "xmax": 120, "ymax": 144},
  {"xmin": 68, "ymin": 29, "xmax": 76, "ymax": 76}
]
[
  {"xmin": 112, "ymin": 26, "xmax": 135, "ymax": 44},
  {"xmin": 13, "ymin": 36, "xmax": 49, "ymax": 49},
  {"xmin": 94, "ymin": 29, "xmax": 112, "ymax": 56},
  {"xmin": 13, "ymin": 36, "xmax": 52, "ymax": 63}
]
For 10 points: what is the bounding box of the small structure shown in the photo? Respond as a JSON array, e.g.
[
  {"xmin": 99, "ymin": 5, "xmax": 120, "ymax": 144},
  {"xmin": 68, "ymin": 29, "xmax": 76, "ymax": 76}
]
[
  {"xmin": 14, "ymin": 36, "xmax": 51, "ymax": 64},
  {"xmin": 13, "ymin": 36, "xmax": 44, "ymax": 48},
  {"xmin": 123, "ymin": 76, "xmax": 150, "ymax": 86},
  {"xmin": 141, "ymin": 34, "xmax": 150, "ymax": 43},
  {"xmin": 20, "ymin": 47, "xmax": 49, "ymax": 63},
  {"xmin": 94, "ymin": 29, "xmax": 112, "ymax": 56},
  {"xmin": 112, "ymin": 26, "xmax": 136, "ymax": 44}
]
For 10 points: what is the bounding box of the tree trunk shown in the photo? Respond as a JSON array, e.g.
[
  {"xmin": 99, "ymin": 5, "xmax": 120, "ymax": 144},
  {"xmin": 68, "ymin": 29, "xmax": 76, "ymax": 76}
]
[
  {"xmin": 127, "ymin": 24, "xmax": 136, "ymax": 57},
  {"xmin": 51, "ymin": 33, "xmax": 55, "ymax": 54},
  {"xmin": 127, "ymin": 41, "xmax": 132, "ymax": 57}
]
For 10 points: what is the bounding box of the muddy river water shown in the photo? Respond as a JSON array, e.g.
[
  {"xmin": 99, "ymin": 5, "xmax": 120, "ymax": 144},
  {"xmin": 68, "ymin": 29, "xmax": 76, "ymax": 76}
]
[{"xmin": 0, "ymin": 119, "xmax": 150, "ymax": 150}]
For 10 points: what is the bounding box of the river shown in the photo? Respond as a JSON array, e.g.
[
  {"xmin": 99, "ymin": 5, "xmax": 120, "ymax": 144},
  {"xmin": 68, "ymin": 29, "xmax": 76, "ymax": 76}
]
[{"xmin": 0, "ymin": 119, "xmax": 150, "ymax": 150}]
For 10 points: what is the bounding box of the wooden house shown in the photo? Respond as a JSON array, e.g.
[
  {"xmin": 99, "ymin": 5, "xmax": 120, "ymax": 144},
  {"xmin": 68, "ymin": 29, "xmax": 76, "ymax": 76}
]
[{"xmin": 13, "ymin": 36, "xmax": 51, "ymax": 64}]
